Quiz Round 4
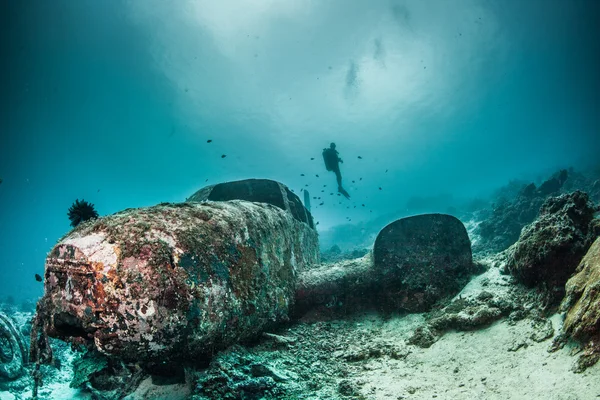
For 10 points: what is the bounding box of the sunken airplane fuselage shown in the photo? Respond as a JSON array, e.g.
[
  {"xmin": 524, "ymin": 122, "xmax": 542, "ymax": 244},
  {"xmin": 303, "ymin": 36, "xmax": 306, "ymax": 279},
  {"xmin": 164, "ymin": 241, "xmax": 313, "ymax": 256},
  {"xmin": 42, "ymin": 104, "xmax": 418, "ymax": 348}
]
[{"xmin": 41, "ymin": 198, "xmax": 318, "ymax": 363}]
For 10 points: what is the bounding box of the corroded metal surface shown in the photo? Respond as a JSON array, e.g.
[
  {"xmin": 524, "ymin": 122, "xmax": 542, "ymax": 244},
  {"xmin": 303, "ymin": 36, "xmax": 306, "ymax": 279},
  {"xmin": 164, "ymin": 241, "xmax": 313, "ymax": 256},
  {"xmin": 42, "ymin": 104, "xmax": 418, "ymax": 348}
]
[
  {"xmin": 0, "ymin": 311, "xmax": 27, "ymax": 380},
  {"xmin": 187, "ymin": 179, "xmax": 315, "ymax": 229},
  {"xmin": 40, "ymin": 200, "xmax": 319, "ymax": 363},
  {"xmin": 295, "ymin": 255, "xmax": 375, "ymax": 315},
  {"xmin": 373, "ymin": 214, "xmax": 473, "ymax": 312}
]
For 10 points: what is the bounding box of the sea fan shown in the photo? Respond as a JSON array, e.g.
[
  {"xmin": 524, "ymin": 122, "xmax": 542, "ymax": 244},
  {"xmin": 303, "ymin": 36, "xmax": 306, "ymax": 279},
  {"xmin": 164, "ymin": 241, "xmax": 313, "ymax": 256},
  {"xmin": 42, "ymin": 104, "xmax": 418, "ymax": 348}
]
[{"xmin": 67, "ymin": 199, "xmax": 99, "ymax": 227}]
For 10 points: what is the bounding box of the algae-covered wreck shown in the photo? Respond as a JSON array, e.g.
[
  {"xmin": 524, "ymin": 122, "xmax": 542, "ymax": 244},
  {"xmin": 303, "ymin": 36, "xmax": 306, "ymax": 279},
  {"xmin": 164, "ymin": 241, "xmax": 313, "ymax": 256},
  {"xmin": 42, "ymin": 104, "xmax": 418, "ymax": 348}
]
[{"xmin": 34, "ymin": 180, "xmax": 319, "ymax": 365}]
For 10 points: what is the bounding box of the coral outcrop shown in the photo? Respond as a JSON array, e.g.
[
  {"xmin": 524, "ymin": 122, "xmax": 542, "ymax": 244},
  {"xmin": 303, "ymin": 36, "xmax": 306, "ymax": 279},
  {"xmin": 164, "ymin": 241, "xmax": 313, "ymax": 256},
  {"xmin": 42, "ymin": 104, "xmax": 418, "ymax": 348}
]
[{"xmin": 505, "ymin": 191, "xmax": 596, "ymax": 303}]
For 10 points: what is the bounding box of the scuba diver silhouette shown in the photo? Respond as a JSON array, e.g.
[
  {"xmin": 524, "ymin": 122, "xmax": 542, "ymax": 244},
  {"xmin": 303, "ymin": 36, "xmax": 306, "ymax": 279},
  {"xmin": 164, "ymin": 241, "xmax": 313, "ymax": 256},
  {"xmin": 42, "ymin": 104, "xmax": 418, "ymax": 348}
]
[{"xmin": 322, "ymin": 142, "xmax": 350, "ymax": 199}]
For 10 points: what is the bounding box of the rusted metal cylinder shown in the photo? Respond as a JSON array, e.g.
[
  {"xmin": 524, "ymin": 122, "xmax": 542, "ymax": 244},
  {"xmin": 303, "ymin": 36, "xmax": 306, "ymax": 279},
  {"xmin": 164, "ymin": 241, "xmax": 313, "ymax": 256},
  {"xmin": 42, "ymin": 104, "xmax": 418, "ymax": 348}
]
[{"xmin": 40, "ymin": 200, "xmax": 318, "ymax": 363}]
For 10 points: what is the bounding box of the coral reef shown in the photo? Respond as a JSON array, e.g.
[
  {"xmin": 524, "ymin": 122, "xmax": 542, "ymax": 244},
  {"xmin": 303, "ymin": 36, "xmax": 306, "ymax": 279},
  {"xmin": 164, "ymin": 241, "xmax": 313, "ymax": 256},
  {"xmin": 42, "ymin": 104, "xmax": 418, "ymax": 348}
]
[
  {"xmin": 475, "ymin": 168, "xmax": 600, "ymax": 254},
  {"xmin": 67, "ymin": 199, "xmax": 99, "ymax": 228},
  {"xmin": 504, "ymin": 191, "xmax": 596, "ymax": 304}
]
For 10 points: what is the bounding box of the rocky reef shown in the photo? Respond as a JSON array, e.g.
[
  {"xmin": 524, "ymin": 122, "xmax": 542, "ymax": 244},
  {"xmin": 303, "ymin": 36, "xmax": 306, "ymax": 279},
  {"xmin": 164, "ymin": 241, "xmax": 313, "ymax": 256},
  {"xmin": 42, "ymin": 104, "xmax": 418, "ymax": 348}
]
[
  {"xmin": 504, "ymin": 191, "xmax": 597, "ymax": 304},
  {"xmin": 475, "ymin": 168, "xmax": 600, "ymax": 254},
  {"xmin": 560, "ymin": 237, "xmax": 600, "ymax": 371}
]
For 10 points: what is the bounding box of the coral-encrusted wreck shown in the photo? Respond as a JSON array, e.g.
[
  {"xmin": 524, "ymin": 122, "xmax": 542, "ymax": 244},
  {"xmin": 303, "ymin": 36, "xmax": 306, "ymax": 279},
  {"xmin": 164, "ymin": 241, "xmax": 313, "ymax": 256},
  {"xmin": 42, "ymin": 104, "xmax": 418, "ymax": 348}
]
[{"xmin": 37, "ymin": 181, "xmax": 318, "ymax": 365}]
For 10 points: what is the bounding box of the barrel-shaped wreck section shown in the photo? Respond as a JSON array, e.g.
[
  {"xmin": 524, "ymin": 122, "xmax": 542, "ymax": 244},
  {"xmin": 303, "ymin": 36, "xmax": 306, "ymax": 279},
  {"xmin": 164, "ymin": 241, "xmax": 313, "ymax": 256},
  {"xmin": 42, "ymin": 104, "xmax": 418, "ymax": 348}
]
[{"xmin": 40, "ymin": 200, "xmax": 319, "ymax": 364}]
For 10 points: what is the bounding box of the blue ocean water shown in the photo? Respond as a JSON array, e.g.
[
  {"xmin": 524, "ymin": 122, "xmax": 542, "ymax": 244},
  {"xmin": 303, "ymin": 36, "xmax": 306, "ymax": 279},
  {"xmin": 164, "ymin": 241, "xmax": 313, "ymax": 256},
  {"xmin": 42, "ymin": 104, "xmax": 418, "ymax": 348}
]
[{"xmin": 1, "ymin": 0, "xmax": 599, "ymax": 304}]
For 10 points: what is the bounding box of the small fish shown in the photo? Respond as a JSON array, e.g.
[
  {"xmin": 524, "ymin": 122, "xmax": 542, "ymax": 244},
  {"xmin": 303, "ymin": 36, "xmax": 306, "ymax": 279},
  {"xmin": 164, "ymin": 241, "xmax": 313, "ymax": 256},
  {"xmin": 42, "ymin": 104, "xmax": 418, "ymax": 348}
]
[
  {"xmin": 35, "ymin": 273, "xmax": 43, "ymax": 282},
  {"xmin": 321, "ymin": 190, "xmax": 324, "ymax": 192},
  {"xmin": 352, "ymin": 180, "xmax": 355, "ymax": 183},
  {"xmin": 358, "ymin": 156, "xmax": 362, "ymax": 159},
  {"xmin": 316, "ymin": 221, "xmax": 320, "ymax": 225},
  {"xmin": 319, "ymin": 202, "xmax": 324, "ymax": 206},
  {"xmin": 379, "ymin": 187, "xmax": 382, "ymax": 190},
  {"xmin": 315, "ymin": 174, "xmax": 319, "ymax": 178},
  {"xmin": 311, "ymin": 157, "xmax": 315, "ymax": 160},
  {"xmin": 305, "ymin": 184, "xmax": 308, "ymax": 187},
  {"xmin": 385, "ymin": 169, "xmax": 388, "ymax": 173},
  {"xmin": 205, "ymin": 179, "xmax": 208, "ymax": 182},
  {"xmin": 221, "ymin": 154, "xmax": 227, "ymax": 158},
  {"xmin": 359, "ymin": 177, "xmax": 363, "ymax": 181},
  {"xmin": 362, "ymin": 204, "xmax": 365, "ymax": 207},
  {"xmin": 207, "ymin": 139, "xmax": 213, "ymax": 143},
  {"xmin": 313, "ymin": 196, "xmax": 317, "ymax": 199},
  {"xmin": 301, "ymin": 174, "xmax": 305, "ymax": 176}
]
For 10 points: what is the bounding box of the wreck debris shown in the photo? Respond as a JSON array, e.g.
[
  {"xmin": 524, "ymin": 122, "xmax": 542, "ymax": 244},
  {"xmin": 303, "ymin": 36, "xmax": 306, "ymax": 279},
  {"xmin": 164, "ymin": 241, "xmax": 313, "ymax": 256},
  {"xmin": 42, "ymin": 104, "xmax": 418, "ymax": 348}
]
[
  {"xmin": 373, "ymin": 214, "xmax": 474, "ymax": 312},
  {"xmin": 0, "ymin": 311, "xmax": 28, "ymax": 380},
  {"xmin": 187, "ymin": 178, "xmax": 315, "ymax": 229},
  {"xmin": 295, "ymin": 254, "xmax": 375, "ymax": 315},
  {"xmin": 297, "ymin": 214, "xmax": 476, "ymax": 315},
  {"xmin": 39, "ymin": 199, "xmax": 318, "ymax": 364}
]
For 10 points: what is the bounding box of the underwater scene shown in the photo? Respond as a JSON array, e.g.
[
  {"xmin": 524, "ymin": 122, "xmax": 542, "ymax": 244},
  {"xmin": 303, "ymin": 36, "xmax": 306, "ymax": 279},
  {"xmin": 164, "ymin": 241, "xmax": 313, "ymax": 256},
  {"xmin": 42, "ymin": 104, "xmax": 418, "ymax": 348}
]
[{"xmin": 1, "ymin": 0, "xmax": 600, "ymax": 399}]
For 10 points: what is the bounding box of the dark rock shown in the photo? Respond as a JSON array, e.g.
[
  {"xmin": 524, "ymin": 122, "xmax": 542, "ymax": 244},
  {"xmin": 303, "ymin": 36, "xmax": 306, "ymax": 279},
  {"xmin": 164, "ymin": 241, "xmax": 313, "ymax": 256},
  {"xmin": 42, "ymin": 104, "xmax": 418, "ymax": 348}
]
[
  {"xmin": 407, "ymin": 326, "xmax": 437, "ymax": 348},
  {"xmin": 505, "ymin": 191, "xmax": 596, "ymax": 304},
  {"xmin": 338, "ymin": 379, "xmax": 362, "ymax": 397},
  {"xmin": 476, "ymin": 193, "xmax": 545, "ymax": 254},
  {"xmin": 537, "ymin": 169, "xmax": 568, "ymax": 196},
  {"xmin": 520, "ymin": 183, "xmax": 537, "ymax": 198},
  {"xmin": 192, "ymin": 346, "xmax": 288, "ymax": 399},
  {"xmin": 373, "ymin": 214, "xmax": 474, "ymax": 312},
  {"xmin": 187, "ymin": 178, "xmax": 315, "ymax": 229}
]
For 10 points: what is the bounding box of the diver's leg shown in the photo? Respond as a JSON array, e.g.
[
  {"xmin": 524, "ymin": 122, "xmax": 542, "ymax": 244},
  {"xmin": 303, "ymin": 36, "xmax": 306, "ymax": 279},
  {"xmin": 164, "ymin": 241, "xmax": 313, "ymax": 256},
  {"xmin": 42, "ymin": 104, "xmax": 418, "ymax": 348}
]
[{"xmin": 335, "ymin": 169, "xmax": 342, "ymax": 188}]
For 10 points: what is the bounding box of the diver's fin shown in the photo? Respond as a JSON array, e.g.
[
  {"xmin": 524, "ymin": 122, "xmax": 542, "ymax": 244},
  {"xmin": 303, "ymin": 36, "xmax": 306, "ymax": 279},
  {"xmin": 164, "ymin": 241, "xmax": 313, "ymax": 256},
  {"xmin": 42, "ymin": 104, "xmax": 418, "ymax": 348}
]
[{"xmin": 338, "ymin": 186, "xmax": 351, "ymax": 199}]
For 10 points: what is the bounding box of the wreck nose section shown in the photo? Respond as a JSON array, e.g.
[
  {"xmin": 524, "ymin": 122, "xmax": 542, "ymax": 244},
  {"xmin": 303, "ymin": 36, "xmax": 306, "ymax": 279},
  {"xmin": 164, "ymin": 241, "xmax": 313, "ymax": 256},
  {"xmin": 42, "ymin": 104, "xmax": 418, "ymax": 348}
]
[{"xmin": 43, "ymin": 241, "xmax": 111, "ymax": 344}]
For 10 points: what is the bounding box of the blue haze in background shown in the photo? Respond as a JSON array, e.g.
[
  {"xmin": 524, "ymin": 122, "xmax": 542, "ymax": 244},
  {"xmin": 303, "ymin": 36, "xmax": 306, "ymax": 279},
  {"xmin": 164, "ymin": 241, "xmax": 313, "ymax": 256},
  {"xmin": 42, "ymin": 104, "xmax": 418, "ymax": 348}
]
[{"xmin": 1, "ymin": 0, "xmax": 599, "ymax": 301}]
